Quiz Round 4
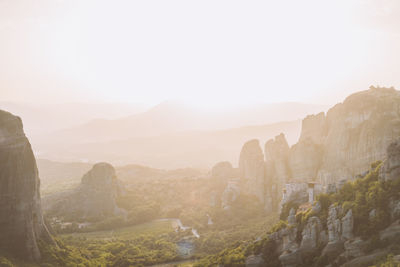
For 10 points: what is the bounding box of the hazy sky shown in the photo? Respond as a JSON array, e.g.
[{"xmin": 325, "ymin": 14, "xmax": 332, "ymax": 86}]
[{"xmin": 1, "ymin": 0, "xmax": 400, "ymax": 108}]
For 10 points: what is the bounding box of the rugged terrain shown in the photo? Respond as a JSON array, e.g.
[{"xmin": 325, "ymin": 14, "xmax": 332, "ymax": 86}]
[
  {"xmin": 196, "ymin": 138, "xmax": 400, "ymax": 267},
  {"xmin": 239, "ymin": 87, "xmax": 400, "ymax": 211},
  {"xmin": 246, "ymin": 138, "xmax": 400, "ymax": 267}
]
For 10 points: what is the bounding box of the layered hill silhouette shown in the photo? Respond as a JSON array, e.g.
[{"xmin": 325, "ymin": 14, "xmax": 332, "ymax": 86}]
[{"xmin": 30, "ymin": 102, "xmax": 327, "ymax": 168}]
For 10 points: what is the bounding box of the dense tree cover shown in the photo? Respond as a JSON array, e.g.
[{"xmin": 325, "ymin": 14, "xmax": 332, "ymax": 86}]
[
  {"xmin": 194, "ymin": 246, "xmax": 246, "ymax": 267},
  {"xmin": 52, "ymin": 203, "xmax": 161, "ymax": 234},
  {"xmin": 196, "ymin": 161, "xmax": 400, "ymax": 266},
  {"xmin": 372, "ymin": 254, "xmax": 400, "ymax": 267},
  {"xmin": 49, "ymin": 175, "xmax": 222, "ymax": 233},
  {"xmin": 314, "ymin": 161, "xmax": 400, "ymax": 238},
  {"xmin": 1, "ymin": 236, "xmax": 179, "ymax": 267}
]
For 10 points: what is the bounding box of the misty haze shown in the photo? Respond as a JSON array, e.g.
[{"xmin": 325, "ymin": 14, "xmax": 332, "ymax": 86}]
[{"xmin": 1, "ymin": 1, "xmax": 400, "ymax": 267}]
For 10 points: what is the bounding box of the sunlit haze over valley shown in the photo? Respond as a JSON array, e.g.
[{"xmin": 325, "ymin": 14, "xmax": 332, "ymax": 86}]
[{"xmin": 1, "ymin": 1, "xmax": 400, "ymax": 266}]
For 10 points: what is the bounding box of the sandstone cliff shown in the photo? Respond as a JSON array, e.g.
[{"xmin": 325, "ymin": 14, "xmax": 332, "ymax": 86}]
[
  {"xmin": 43, "ymin": 162, "xmax": 125, "ymax": 221},
  {"xmin": 245, "ymin": 139, "xmax": 400, "ymax": 267},
  {"xmin": 238, "ymin": 87, "xmax": 400, "ymax": 211},
  {"xmin": 0, "ymin": 110, "xmax": 53, "ymax": 261},
  {"xmin": 239, "ymin": 139, "xmax": 265, "ymax": 204},
  {"xmin": 317, "ymin": 87, "xmax": 400, "ymax": 184},
  {"xmin": 264, "ymin": 133, "xmax": 290, "ymax": 211}
]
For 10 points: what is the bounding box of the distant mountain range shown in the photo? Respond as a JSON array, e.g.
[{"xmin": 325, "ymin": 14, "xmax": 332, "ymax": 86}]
[
  {"xmin": 3, "ymin": 101, "xmax": 327, "ymax": 168},
  {"xmin": 35, "ymin": 120, "xmax": 303, "ymax": 169},
  {"xmin": 41, "ymin": 101, "xmax": 328, "ymax": 144},
  {"xmin": 0, "ymin": 102, "xmax": 147, "ymax": 135}
]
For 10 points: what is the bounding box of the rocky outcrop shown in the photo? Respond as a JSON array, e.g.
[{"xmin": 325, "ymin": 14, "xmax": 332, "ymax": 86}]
[
  {"xmin": 383, "ymin": 139, "xmax": 400, "ymax": 181},
  {"xmin": 221, "ymin": 181, "xmax": 240, "ymax": 210},
  {"xmin": 299, "ymin": 216, "xmax": 325, "ymax": 253},
  {"xmin": 0, "ymin": 110, "xmax": 53, "ymax": 261},
  {"xmin": 317, "ymin": 87, "xmax": 400, "ymax": 185},
  {"xmin": 43, "ymin": 162, "xmax": 125, "ymax": 221},
  {"xmin": 298, "ymin": 112, "xmax": 327, "ymax": 144},
  {"xmin": 245, "ymin": 254, "xmax": 265, "ymax": 267},
  {"xmin": 264, "ymin": 134, "xmax": 290, "ymax": 211},
  {"xmin": 390, "ymin": 199, "xmax": 400, "ymax": 220},
  {"xmin": 288, "ymin": 113, "xmax": 325, "ymax": 182},
  {"xmin": 287, "ymin": 208, "xmax": 296, "ymax": 225},
  {"xmin": 211, "ymin": 161, "xmax": 235, "ymax": 180},
  {"xmin": 239, "ymin": 139, "xmax": 265, "ymax": 203},
  {"xmin": 289, "ymin": 139, "xmax": 322, "ymax": 182},
  {"xmin": 237, "ymin": 87, "xmax": 400, "ymax": 211},
  {"xmin": 341, "ymin": 209, "xmax": 354, "ymax": 240},
  {"xmin": 251, "ymin": 132, "xmax": 400, "ymax": 267},
  {"xmin": 379, "ymin": 220, "xmax": 400, "ymax": 243}
]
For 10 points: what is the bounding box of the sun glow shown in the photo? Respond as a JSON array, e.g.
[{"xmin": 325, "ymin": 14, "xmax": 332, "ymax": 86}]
[{"xmin": 1, "ymin": 0, "xmax": 399, "ymax": 107}]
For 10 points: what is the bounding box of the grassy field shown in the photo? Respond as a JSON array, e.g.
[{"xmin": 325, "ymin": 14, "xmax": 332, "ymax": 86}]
[{"xmin": 61, "ymin": 219, "xmax": 175, "ymax": 240}]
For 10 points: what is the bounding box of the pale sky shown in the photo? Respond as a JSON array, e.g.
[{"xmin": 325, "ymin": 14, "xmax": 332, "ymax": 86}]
[{"xmin": 1, "ymin": 0, "xmax": 400, "ymax": 108}]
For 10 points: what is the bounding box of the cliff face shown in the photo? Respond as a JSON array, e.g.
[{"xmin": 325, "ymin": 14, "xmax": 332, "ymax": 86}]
[
  {"xmin": 0, "ymin": 110, "xmax": 53, "ymax": 261},
  {"xmin": 317, "ymin": 87, "xmax": 400, "ymax": 184},
  {"xmin": 264, "ymin": 134, "xmax": 290, "ymax": 211},
  {"xmin": 239, "ymin": 139, "xmax": 265, "ymax": 204},
  {"xmin": 238, "ymin": 87, "xmax": 400, "ymax": 211},
  {"xmin": 246, "ymin": 139, "xmax": 400, "ymax": 267},
  {"xmin": 43, "ymin": 162, "xmax": 125, "ymax": 221}
]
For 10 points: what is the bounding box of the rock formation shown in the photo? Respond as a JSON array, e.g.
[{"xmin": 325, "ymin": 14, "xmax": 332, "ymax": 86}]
[
  {"xmin": 43, "ymin": 162, "xmax": 125, "ymax": 221},
  {"xmin": 264, "ymin": 133, "xmax": 290, "ymax": 211},
  {"xmin": 383, "ymin": 139, "xmax": 400, "ymax": 181},
  {"xmin": 221, "ymin": 181, "xmax": 240, "ymax": 210},
  {"xmin": 237, "ymin": 87, "xmax": 400, "ymax": 211},
  {"xmin": 211, "ymin": 161, "xmax": 235, "ymax": 180},
  {"xmin": 0, "ymin": 110, "xmax": 53, "ymax": 261},
  {"xmin": 299, "ymin": 216, "xmax": 325, "ymax": 253},
  {"xmin": 244, "ymin": 138, "xmax": 400, "ymax": 266},
  {"xmin": 318, "ymin": 87, "xmax": 400, "ymax": 184},
  {"xmin": 239, "ymin": 139, "xmax": 265, "ymax": 203}
]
